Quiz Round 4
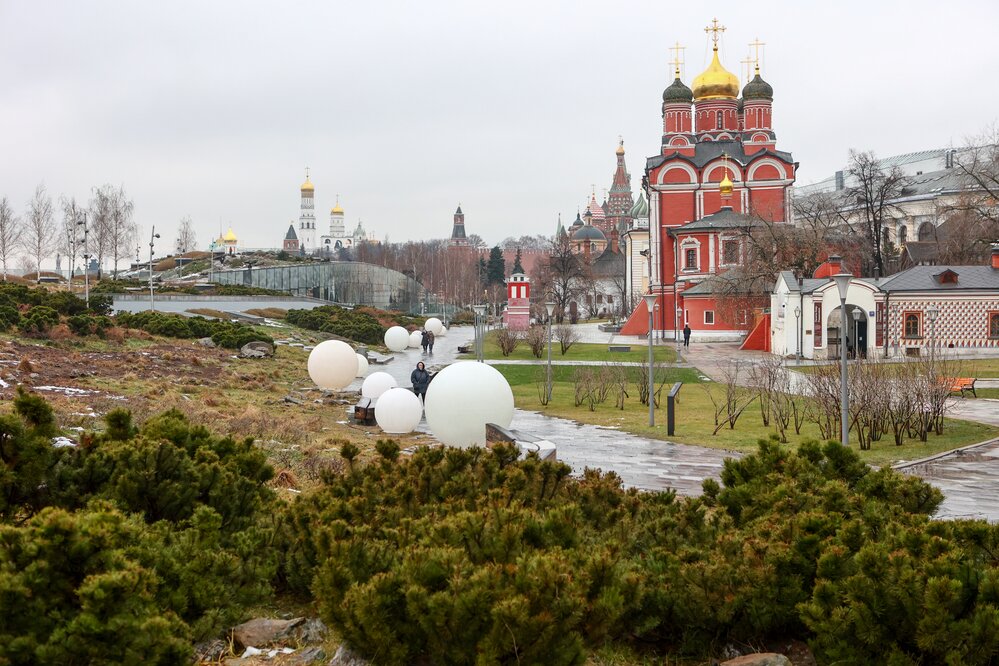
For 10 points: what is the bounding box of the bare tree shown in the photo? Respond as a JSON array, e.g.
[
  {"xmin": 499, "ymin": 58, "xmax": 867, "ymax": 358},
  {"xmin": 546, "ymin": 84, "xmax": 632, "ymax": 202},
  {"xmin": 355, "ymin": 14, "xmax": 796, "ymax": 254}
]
[
  {"xmin": 952, "ymin": 126, "xmax": 999, "ymax": 227},
  {"xmin": 109, "ymin": 185, "xmax": 135, "ymax": 278},
  {"xmin": 22, "ymin": 184, "xmax": 56, "ymax": 283},
  {"xmin": 844, "ymin": 150, "xmax": 908, "ymax": 277},
  {"xmin": 0, "ymin": 197, "xmax": 20, "ymax": 281},
  {"xmin": 535, "ymin": 234, "xmax": 586, "ymax": 323},
  {"xmin": 177, "ymin": 215, "xmax": 197, "ymax": 254},
  {"xmin": 89, "ymin": 184, "xmax": 114, "ymax": 279},
  {"xmin": 59, "ymin": 197, "xmax": 85, "ymax": 279},
  {"xmin": 554, "ymin": 322, "xmax": 579, "ymax": 355}
]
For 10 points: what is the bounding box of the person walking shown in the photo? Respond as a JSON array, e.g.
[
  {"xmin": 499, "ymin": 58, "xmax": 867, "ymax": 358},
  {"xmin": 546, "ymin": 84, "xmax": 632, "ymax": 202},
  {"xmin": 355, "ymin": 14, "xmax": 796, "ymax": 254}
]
[
  {"xmin": 420, "ymin": 330, "xmax": 429, "ymax": 353},
  {"xmin": 427, "ymin": 330, "xmax": 435, "ymax": 353},
  {"xmin": 682, "ymin": 323, "xmax": 691, "ymax": 348},
  {"xmin": 411, "ymin": 361, "xmax": 431, "ymax": 401}
]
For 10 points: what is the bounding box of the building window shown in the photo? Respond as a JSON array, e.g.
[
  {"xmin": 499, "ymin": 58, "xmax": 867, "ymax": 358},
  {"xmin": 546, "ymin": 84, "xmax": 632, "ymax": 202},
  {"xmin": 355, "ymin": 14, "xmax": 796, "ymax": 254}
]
[
  {"xmin": 990, "ymin": 312, "xmax": 999, "ymax": 339},
  {"xmin": 736, "ymin": 309, "xmax": 748, "ymax": 325},
  {"xmin": 722, "ymin": 240, "xmax": 739, "ymax": 265},
  {"xmin": 716, "ymin": 111, "xmax": 723, "ymax": 129},
  {"xmin": 898, "ymin": 225, "xmax": 907, "ymax": 245},
  {"xmin": 903, "ymin": 311, "xmax": 922, "ymax": 339},
  {"xmin": 684, "ymin": 248, "xmax": 697, "ymax": 270},
  {"xmin": 704, "ymin": 310, "xmax": 715, "ymax": 325},
  {"xmin": 607, "ymin": 295, "xmax": 613, "ymax": 304}
]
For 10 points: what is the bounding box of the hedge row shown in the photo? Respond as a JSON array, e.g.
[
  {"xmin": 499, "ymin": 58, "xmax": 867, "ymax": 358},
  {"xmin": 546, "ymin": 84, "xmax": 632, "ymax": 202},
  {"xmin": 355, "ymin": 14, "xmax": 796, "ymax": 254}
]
[
  {"xmin": 285, "ymin": 305, "xmax": 385, "ymax": 345},
  {"xmin": 114, "ymin": 311, "xmax": 273, "ymax": 349}
]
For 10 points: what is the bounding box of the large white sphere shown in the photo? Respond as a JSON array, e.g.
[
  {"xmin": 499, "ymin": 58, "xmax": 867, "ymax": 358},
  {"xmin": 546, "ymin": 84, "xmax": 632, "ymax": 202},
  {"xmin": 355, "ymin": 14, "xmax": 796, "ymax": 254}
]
[
  {"xmin": 424, "ymin": 317, "xmax": 444, "ymax": 335},
  {"xmin": 384, "ymin": 326, "xmax": 410, "ymax": 352},
  {"xmin": 361, "ymin": 371, "xmax": 398, "ymax": 399},
  {"xmin": 355, "ymin": 354, "xmax": 369, "ymax": 378},
  {"xmin": 375, "ymin": 387, "xmax": 424, "ymax": 434},
  {"xmin": 425, "ymin": 362, "xmax": 514, "ymax": 448},
  {"xmin": 307, "ymin": 340, "xmax": 359, "ymax": 390},
  {"xmin": 437, "ymin": 326, "xmax": 447, "ymax": 337},
  {"xmin": 408, "ymin": 330, "xmax": 423, "ymax": 348}
]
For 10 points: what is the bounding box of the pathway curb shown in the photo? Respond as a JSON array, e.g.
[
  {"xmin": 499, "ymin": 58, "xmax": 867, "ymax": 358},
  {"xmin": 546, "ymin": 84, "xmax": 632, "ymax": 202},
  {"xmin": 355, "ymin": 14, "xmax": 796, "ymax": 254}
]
[{"xmin": 892, "ymin": 436, "xmax": 999, "ymax": 471}]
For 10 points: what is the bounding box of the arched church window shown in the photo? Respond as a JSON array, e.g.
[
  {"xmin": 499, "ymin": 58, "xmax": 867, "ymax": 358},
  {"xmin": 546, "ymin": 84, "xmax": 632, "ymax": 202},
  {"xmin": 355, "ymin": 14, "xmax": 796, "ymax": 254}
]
[
  {"xmin": 898, "ymin": 226, "xmax": 907, "ymax": 245},
  {"xmin": 716, "ymin": 111, "xmax": 723, "ymax": 130},
  {"xmin": 918, "ymin": 221, "xmax": 935, "ymax": 242}
]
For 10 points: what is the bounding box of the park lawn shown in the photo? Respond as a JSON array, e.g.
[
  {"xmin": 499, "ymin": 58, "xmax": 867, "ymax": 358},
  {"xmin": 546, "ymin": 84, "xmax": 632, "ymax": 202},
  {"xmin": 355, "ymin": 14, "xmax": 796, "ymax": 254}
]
[
  {"xmin": 974, "ymin": 388, "xmax": 999, "ymax": 400},
  {"xmin": 796, "ymin": 357, "xmax": 999, "ymax": 378},
  {"xmin": 483, "ymin": 332, "xmax": 677, "ymax": 364},
  {"xmin": 494, "ymin": 365, "xmax": 999, "ymax": 467}
]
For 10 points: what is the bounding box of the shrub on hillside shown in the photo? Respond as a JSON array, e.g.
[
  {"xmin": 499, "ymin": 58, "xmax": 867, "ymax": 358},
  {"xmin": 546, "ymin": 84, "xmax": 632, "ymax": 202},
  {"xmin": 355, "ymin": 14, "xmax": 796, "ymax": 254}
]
[
  {"xmin": 286, "ymin": 305, "xmax": 385, "ymax": 344},
  {"xmin": 0, "ymin": 305, "xmax": 20, "ymax": 330},
  {"xmin": 67, "ymin": 314, "xmax": 113, "ymax": 337},
  {"xmin": 114, "ymin": 311, "xmax": 272, "ymax": 348},
  {"xmin": 18, "ymin": 305, "xmax": 60, "ymax": 334}
]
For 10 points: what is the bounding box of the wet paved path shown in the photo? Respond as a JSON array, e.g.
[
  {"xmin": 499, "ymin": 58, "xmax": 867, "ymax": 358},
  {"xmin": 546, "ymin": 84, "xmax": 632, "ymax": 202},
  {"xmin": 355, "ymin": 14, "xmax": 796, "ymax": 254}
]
[{"xmin": 351, "ymin": 323, "xmax": 999, "ymax": 513}]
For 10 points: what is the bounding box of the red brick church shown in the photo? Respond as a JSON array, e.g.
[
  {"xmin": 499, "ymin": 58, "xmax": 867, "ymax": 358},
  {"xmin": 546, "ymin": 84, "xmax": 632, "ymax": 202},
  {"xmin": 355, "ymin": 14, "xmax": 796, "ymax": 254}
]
[{"xmin": 622, "ymin": 20, "xmax": 797, "ymax": 340}]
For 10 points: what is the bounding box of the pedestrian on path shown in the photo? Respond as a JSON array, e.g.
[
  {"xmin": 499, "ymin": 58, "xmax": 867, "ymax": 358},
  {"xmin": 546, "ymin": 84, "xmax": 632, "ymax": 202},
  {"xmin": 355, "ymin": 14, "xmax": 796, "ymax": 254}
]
[
  {"xmin": 683, "ymin": 324, "xmax": 691, "ymax": 348},
  {"xmin": 411, "ymin": 361, "xmax": 431, "ymax": 401},
  {"xmin": 420, "ymin": 330, "xmax": 429, "ymax": 353},
  {"xmin": 427, "ymin": 330, "xmax": 435, "ymax": 354}
]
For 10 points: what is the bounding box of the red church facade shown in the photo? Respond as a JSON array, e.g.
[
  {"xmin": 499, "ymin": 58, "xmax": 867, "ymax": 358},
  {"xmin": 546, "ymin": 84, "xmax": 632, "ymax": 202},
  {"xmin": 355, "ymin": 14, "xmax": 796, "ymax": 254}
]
[{"xmin": 622, "ymin": 24, "xmax": 797, "ymax": 340}]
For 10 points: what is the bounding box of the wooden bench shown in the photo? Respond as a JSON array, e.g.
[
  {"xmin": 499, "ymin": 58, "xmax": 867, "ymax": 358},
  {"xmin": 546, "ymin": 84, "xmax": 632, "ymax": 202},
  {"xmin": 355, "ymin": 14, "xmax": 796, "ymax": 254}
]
[
  {"xmin": 353, "ymin": 397, "xmax": 375, "ymax": 425},
  {"xmin": 608, "ymin": 345, "xmax": 631, "ymax": 352},
  {"xmin": 949, "ymin": 377, "xmax": 977, "ymax": 398}
]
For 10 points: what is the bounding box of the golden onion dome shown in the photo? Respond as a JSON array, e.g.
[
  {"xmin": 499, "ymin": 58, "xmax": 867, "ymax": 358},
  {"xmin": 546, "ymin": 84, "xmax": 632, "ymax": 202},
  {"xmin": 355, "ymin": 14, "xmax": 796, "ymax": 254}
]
[
  {"xmin": 719, "ymin": 171, "xmax": 734, "ymax": 197},
  {"xmin": 692, "ymin": 47, "xmax": 740, "ymax": 101},
  {"xmin": 301, "ymin": 178, "xmax": 314, "ymax": 192},
  {"xmin": 223, "ymin": 228, "xmax": 238, "ymax": 242},
  {"xmin": 331, "ymin": 196, "xmax": 343, "ymax": 214},
  {"xmin": 615, "ymin": 140, "xmax": 625, "ymax": 156}
]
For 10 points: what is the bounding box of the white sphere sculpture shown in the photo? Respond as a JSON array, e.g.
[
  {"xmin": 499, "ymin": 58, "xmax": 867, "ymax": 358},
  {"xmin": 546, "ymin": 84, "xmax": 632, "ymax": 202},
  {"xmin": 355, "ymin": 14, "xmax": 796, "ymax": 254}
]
[
  {"xmin": 361, "ymin": 371, "xmax": 398, "ymax": 399},
  {"xmin": 375, "ymin": 387, "xmax": 424, "ymax": 434},
  {"xmin": 408, "ymin": 330, "xmax": 423, "ymax": 348},
  {"xmin": 425, "ymin": 362, "xmax": 514, "ymax": 448},
  {"xmin": 437, "ymin": 326, "xmax": 447, "ymax": 337},
  {"xmin": 355, "ymin": 354, "xmax": 369, "ymax": 378},
  {"xmin": 307, "ymin": 340, "xmax": 358, "ymax": 390},
  {"xmin": 384, "ymin": 326, "xmax": 410, "ymax": 352},
  {"xmin": 424, "ymin": 317, "xmax": 444, "ymax": 335}
]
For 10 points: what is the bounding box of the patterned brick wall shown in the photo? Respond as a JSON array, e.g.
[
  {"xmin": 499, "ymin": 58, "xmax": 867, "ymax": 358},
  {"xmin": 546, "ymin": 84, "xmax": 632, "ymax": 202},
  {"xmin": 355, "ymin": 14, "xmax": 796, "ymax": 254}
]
[{"xmin": 886, "ymin": 298, "xmax": 999, "ymax": 349}]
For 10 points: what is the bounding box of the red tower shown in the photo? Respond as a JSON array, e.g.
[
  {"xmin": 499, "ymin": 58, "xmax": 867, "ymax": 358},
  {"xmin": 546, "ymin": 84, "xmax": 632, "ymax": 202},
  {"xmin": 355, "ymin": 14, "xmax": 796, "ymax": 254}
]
[
  {"xmin": 622, "ymin": 20, "xmax": 797, "ymax": 340},
  {"xmin": 605, "ymin": 139, "xmax": 634, "ymax": 235},
  {"xmin": 503, "ymin": 273, "xmax": 531, "ymax": 331}
]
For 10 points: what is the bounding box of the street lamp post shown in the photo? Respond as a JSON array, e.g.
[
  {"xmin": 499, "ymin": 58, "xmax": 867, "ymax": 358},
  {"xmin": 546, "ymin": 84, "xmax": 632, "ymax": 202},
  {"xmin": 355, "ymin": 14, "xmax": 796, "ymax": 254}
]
[
  {"xmin": 793, "ymin": 306, "xmax": 801, "ymax": 363},
  {"xmin": 926, "ymin": 307, "xmax": 939, "ymax": 368},
  {"xmin": 149, "ymin": 227, "xmax": 160, "ymax": 312},
  {"xmin": 852, "ymin": 309, "xmax": 862, "ymax": 359},
  {"xmin": 77, "ymin": 213, "xmax": 90, "ymax": 309},
  {"xmin": 831, "ymin": 272, "xmax": 852, "ymax": 447},
  {"xmin": 472, "ymin": 304, "xmax": 487, "ymax": 362},
  {"xmin": 642, "ymin": 294, "xmax": 658, "ymax": 427},
  {"xmin": 676, "ymin": 307, "xmax": 683, "ymax": 363},
  {"xmin": 545, "ymin": 301, "xmax": 556, "ymax": 403}
]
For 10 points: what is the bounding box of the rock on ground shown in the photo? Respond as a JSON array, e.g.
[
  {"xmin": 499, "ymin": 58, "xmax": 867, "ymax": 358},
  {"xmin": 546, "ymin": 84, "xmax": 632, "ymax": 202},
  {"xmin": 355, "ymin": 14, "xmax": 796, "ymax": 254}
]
[
  {"xmin": 240, "ymin": 341, "xmax": 275, "ymax": 358},
  {"xmin": 721, "ymin": 653, "xmax": 793, "ymax": 666},
  {"xmin": 231, "ymin": 617, "xmax": 304, "ymax": 649},
  {"xmin": 328, "ymin": 645, "xmax": 369, "ymax": 666}
]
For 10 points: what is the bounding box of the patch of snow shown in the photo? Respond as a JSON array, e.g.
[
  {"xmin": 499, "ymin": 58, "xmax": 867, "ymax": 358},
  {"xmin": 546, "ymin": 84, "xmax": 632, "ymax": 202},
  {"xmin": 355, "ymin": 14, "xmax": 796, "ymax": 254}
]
[
  {"xmin": 34, "ymin": 386, "xmax": 98, "ymax": 397},
  {"xmin": 52, "ymin": 437, "xmax": 77, "ymax": 448},
  {"xmin": 0, "ymin": 377, "xmax": 8, "ymax": 388}
]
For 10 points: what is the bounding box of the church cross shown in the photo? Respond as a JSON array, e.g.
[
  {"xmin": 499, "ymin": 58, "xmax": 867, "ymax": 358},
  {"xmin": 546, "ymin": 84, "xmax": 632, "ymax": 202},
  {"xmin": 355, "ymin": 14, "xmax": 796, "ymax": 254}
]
[
  {"xmin": 305, "ymin": 166, "xmax": 310, "ymax": 180},
  {"xmin": 740, "ymin": 55, "xmax": 755, "ymax": 82},
  {"xmin": 704, "ymin": 18, "xmax": 726, "ymax": 48},
  {"xmin": 749, "ymin": 37, "xmax": 766, "ymax": 72},
  {"xmin": 668, "ymin": 41, "xmax": 686, "ymax": 77}
]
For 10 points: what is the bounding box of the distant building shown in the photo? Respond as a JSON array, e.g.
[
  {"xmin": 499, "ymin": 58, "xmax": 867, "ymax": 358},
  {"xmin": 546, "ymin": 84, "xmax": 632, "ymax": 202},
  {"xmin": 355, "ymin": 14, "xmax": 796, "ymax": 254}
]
[
  {"xmin": 449, "ymin": 205, "xmax": 469, "ymax": 247},
  {"xmin": 283, "ymin": 224, "xmax": 300, "ymax": 253},
  {"xmin": 292, "ymin": 169, "xmax": 370, "ymax": 253}
]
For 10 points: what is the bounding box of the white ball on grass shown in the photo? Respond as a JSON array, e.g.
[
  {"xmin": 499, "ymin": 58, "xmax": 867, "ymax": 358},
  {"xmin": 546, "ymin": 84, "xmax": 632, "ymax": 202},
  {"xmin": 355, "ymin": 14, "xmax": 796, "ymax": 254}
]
[
  {"xmin": 375, "ymin": 387, "xmax": 424, "ymax": 434},
  {"xmin": 361, "ymin": 371, "xmax": 397, "ymax": 399},
  {"xmin": 307, "ymin": 340, "xmax": 358, "ymax": 390}
]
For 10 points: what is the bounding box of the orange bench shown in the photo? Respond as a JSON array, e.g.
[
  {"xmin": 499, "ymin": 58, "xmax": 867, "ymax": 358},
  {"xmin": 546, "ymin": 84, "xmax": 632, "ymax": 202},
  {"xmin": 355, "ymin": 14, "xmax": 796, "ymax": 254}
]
[{"xmin": 949, "ymin": 378, "xmax": 977, "ymax": 398}]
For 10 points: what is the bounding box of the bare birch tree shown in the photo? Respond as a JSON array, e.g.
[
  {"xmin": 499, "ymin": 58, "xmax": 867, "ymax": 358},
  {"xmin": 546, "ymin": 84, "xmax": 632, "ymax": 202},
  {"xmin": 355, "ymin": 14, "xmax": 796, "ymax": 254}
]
[
  {"xmin": 59, "ymin": 197, "xmax": 85, "ymax": 279},
  {"xmin": 22, "ymin": 185, "xmax": 56, "ymax": 283},
  {"xmin": 109, "ymin": 185, "xmax": 134, "ymax": 278},
  {"xmin": 89, "ymin": 184, "xmax": 114, "ymax": 279},
  {"xmin": 177, "ymin": 216, "xmax": 197, "ymax": 253},
  {"xmin": 0, "ymin": 197, "xmax": 20, "ymax": 281},
  {"xmin": 845, "ymin": 150, "xmax": 909, "ymax": 277}
]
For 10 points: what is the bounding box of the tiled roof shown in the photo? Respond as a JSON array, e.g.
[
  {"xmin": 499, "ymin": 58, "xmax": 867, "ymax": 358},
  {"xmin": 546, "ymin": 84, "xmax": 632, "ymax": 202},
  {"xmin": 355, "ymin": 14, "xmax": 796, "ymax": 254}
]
[
  {"xmin": 671, "ymin": 206, "xmax": 760, "ymax": 232},
  {"xmin": 647, "ymin": 139, "xmax": 795, "ymax": 171},
  {"xmin": 879, "ymin": 265, "xmax": 999, "ymax": 292},
  {"xmin": 589, "ymin": 246, "xmax": 624, "ymax": 278},
  {"xmin": 682, "ymin": 269, "xmax": 772, "ymax": 296},
  {"xmin": 284, "ymin": 225, "xmax": 298, "ymax": 241}
]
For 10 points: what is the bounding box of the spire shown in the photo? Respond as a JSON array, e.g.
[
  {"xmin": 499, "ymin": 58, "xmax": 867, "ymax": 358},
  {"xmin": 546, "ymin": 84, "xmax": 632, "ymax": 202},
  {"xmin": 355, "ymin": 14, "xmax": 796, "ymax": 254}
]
[{"xmin": 450, "ymin": 204, "xmax": 468, "ymax": 246}]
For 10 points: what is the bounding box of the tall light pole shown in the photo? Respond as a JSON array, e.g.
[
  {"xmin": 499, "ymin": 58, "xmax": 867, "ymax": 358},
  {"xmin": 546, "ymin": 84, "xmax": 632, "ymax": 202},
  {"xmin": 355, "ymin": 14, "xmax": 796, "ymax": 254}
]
[
  {"xmin": 676, "ymin": 307, "xmax": 683, "ymax": 363},
  {"xmin": 472, "ymin": 304, "xmax": 487, "ymax": 362},
  {"xmin": 831, "ymin": 272, "xmax": 852, "ymax": 447},
  {"xmin": 643, "ymin": 293, "xmax": 658, "ymax": 427},
  {"xmin": 852, "ymin": 309, "xmax": 862, "ymax": 359},
  {"xmin": 793, "ymin": 305, "xmax": 801, "ymax": 363},
  {"xmin": 149, "ymin": 227, "xmax": 160, "ymax": 312},
  {"xmin": 77, "ymin": 212, "xmax": 90, "ymax": 309},
  {"xmin": 926, "ymin": 307, "xmax": 939, "ymax": 368},
  {"xmin": 545, "ymin": 301, "xmax": 556, "ymax": 403}
]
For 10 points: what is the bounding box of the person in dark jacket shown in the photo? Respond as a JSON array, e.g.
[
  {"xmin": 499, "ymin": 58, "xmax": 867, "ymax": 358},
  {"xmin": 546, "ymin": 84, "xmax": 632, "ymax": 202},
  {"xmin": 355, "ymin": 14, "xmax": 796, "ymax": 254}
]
[
  {"xmin": 420, "ymin": 330, "xmax": 429, "ymax": 353},
  {"xmin": 682, "ymin": 324, "xmax": 691, "ymax": 347},
  {"xmin": 411, "ymin": 361, "xmax": 431, "ymax": 400},
  {"xmin": 427, "ymin": 330, "xmax": 435, "ymax": 353}
]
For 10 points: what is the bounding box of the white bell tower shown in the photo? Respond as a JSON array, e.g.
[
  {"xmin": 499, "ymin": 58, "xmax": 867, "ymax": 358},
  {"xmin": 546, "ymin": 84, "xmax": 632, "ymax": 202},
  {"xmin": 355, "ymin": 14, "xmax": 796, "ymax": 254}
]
[{"xmin": 298, "ymin": 167, "xmax": 317, "ymax": 251}]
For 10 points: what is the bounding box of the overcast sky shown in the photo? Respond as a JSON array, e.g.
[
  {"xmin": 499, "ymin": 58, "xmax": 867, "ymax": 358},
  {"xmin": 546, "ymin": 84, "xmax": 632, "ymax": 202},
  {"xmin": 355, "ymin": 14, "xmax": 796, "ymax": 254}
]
[{"xmin": 2, "ymin": 0, "xmax": 997, "ymax": 254}]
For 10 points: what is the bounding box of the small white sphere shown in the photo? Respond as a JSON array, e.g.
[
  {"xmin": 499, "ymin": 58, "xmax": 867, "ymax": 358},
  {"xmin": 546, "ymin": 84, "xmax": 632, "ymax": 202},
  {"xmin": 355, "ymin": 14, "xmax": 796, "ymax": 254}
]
[
  {"xmin": 437, "ymin": 326, "xmax": 447, "ymax": 337},
  {"xmin": 384, "ymin": 326, "xmax": 410, "ymax": 352},
  {"xmin": 355, "ymin": 354, "xmax": 369, "ymax": 378},
  {"xmin": 408, "ymin": 330, "xmax": 423, "ymax": 348},
  {"xmin": 375, "ymin": 387, "xmax": 424, "ymax": 434},
  {"xmin": 425, "ymin": 362, "xmax": 514, "ymax": 448},
  {"xmin": 361, "ymin": 371, "xmax": 398, "ymax": 399},
  {"xmin": 307, "ymin": 340, "xmax": 359, "ymax": 390},
  {"xmin": 424, "ymin": 317, "xmax": 444, "ymax": 335}
]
